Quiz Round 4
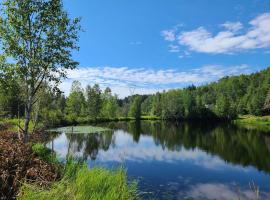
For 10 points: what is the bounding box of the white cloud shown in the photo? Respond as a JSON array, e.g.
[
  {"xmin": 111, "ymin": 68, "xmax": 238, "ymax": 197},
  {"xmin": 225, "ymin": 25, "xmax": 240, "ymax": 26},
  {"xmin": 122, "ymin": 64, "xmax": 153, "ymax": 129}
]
[
  {"xmin": 161, "ymin": 29, "xmax": 176, "ymax": 41},
  {"xmin": 163, "ymin": 12, "xmax": 270, "ymax": 54},
  {"xmin": 221, "ymin": 21, "xmax": 243, "ymax": 32},
  {"xmin": 60, "ymin": 65, "xmax": 251, "ymax": 98},
  {"xmin": 185, "ymin": 183, "xmax": 270, "ymax": 200}
]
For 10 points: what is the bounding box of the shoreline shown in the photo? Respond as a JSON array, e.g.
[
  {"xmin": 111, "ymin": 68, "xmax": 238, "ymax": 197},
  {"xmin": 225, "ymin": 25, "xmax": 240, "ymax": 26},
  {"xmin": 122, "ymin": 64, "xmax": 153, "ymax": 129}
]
[
  {"xmin": 234, "ymin": 115, "xmax": 270, "ymax": 132},
  {"xmin": 0, "ymin": 123, "xmax": 137, "ymax": 200}
]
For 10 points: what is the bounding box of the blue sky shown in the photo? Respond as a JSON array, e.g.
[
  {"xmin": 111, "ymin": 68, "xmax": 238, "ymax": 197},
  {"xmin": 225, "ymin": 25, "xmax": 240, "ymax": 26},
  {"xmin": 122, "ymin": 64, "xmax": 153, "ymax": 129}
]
[{"xmin": 61, "ymin": 0, "xmax": 270, "ymax": 97}]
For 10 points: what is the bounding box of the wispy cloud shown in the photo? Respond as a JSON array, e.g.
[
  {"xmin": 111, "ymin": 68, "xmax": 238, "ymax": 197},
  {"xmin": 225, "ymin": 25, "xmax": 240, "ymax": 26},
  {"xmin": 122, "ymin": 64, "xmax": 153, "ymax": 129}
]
[
  {"xmin": 162, "ymin": 12, "xmax": 270, "ymax": 54},
  {"xmin": 185, "ymin": 183, "xmax": 270, "ymax": 200},
  {"xmin": 161, "ymin": 29, "xmax": 176, "ymax": 41},
  {"xmin": 129, "ymin": 41, "xmax": 143, "ymax": 45},
  {"xmin": 168, "ymin": 44, "xmax": 180, "ymax": 53},
  {"xmin": 60, "ymin": 65, "xmax": 252, "ymax": 98},
  {"xmin": 220, "ymin": 21, "xmax": 243, "ymax": 32}
]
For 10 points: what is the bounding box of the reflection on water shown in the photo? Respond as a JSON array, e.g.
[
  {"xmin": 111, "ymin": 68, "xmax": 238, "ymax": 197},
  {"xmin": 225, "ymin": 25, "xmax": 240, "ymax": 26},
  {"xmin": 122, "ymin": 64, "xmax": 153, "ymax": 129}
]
[{"xmin": 48, "ymin": 121, "xmax": 270, "ymax": 200}]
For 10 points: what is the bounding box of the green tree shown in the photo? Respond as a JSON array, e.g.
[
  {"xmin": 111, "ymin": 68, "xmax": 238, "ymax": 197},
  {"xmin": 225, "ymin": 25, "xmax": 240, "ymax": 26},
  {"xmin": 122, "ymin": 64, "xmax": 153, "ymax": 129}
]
[
  {"xmin": 151, "ymin": 93, "xmax": 162, "ymax": 117},
  {"xmin": 0, "ymin": 0, "xmax": 80, "ymax": 142},
  {"xmin": 65, "ymin": 81, "xmax": 85, "ymax": 122},
  {"xmin": 100, "ymin": 87, "xmax": 118, "ymax": 118},
  {"xmin": 128, "ymin": 96, "xmax": 142, "ymax": 119},
  {"xmin": 0, "ymin": 65, "xmax": 23, "ymax": 117},
  {"xmin": 264, "ymin": 89, "xmax": 270, "ymax": 112},
  {"xmin": 33, "ymin": 83, "xmax": 65, "ymax": 127},
  {"xmin": 86, "ymin": 84, "xmax": 102, "ymax": 120},
  {"xmin": 214, "ymin": 94, "xmax": 236, "ymax": 119}
]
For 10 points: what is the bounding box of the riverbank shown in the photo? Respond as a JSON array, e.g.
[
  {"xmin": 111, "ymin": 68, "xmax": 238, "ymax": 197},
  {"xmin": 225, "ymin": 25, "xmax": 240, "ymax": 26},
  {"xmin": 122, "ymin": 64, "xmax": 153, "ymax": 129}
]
[
  {"xmin": 234, "ymin": 115, "xmax": 270, "ymax": 132},
  {"xmin": 0, "ymin": 123, "xmax": 138, "ymax": 200}
]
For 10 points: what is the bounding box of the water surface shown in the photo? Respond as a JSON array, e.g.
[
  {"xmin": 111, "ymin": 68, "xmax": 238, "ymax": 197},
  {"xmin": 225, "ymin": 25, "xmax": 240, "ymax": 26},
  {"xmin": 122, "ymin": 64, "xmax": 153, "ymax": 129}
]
[{"xmin": 48, "ymin": 121, "xmax": 270, "ymax": 200}]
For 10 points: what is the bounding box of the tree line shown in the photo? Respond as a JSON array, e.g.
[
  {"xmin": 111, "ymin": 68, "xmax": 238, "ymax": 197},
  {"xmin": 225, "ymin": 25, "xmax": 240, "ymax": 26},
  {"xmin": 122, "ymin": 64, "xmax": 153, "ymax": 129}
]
[{"xmin": 1, "ymin": 67, "xmax": 270, "ymax": 125}]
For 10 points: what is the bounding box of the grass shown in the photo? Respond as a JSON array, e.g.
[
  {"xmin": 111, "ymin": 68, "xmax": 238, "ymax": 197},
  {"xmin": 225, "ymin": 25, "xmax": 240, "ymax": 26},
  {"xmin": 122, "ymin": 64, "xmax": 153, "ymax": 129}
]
[
  {"xmin": 18, "ymin": 160, "xmax": 139, "ymax": 200},
  {"xmin": 234, "ymin": 115, "xmax": 270, "ymax": 132},
  {"xmin": 32, "ymin": 143, "xmax": 58, "ymax": 164},
  {"xmin": 0, "ymin": 118, "xmax": 42, "ymax": 132},
  {"xmin": 140, "ymin": 116, "xmax": 161, "ymax": 120},
  {"xmin": 48, "ymin": 125, "xmax": 110, "ymax": 134}
]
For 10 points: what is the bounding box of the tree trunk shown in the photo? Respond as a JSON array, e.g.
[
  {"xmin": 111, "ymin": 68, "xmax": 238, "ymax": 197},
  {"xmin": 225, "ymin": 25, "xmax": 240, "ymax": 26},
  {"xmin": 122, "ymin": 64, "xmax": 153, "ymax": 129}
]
[
  {"xmin": 23, "ymin": 108, "xmax": 30, "ymax": 143},
  {"xmin": 23, "ymin": 95, "xmax": 33, "ymax": 143}
]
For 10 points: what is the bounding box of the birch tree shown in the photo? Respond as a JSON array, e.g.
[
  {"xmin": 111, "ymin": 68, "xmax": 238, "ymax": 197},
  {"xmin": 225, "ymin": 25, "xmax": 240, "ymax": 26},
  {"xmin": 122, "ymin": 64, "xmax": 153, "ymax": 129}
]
[{"xmin": 0, "ymin": 0, "xmax": 81, "ymax": 142}]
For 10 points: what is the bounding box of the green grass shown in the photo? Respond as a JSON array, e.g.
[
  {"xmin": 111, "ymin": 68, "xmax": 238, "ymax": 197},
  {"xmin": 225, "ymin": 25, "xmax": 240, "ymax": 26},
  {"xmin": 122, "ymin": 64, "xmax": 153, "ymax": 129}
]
[
  {"xmin": 234, "ymin": 115, "xmax": 270, "ymax": 132},
  {"xmin": 32, "ymin": 143, "xmax": 58, "ymax": 164},
  {"xmin": 18, "ymin": 160, "xmax": 139, "ymax": 200},
  {"xmin": 0, "ymin": 118, "xmax": 42, "ymax": 132},
  {"xmin": 48, "ymin": 125, "xmax": 110, "ymax": 134},
  {"xmin": 140, "ymin": 116, "xmax": 161, "ymax": 120}
]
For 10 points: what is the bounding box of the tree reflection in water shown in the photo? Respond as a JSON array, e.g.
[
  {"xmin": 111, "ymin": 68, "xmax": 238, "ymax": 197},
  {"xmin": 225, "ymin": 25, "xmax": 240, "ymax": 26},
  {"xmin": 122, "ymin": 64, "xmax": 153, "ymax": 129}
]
[
  {"xmin": 54, "ymin": 121, "xmax": 270, "ymax": 172},
  {"xmin": 65, "ymin": 130, "xmax": 114, "ymax": 161}
]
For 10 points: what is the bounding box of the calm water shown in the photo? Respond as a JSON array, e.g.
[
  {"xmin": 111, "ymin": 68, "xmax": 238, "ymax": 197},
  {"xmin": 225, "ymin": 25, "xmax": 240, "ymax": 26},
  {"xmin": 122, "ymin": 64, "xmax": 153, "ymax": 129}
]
[{"xmin": 48, "ymin": 121, "xmax": 270, "ymax": 200}]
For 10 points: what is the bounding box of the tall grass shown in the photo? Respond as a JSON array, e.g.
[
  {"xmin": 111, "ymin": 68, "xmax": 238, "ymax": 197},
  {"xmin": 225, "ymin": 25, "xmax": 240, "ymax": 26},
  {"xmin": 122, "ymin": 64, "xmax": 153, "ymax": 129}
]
[{"xmin": 18, "ymin": 160, "xmax": 139, "ymax": 200}]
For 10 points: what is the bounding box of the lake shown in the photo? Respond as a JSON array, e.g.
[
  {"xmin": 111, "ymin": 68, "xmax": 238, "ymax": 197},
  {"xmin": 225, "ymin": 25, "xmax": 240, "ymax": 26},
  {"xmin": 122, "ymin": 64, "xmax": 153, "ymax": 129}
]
[{"xmin": 47, "ymin": 121, "xmax": 270, "ymax": 200}]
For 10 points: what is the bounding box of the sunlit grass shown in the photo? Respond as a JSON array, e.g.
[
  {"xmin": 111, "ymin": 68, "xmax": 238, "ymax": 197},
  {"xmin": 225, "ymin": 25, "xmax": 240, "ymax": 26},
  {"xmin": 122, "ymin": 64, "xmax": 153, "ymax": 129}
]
[
  {"xmin": 140, "ymin": 116, "xmax": 161, "ymax": 120},
  {"xmin": 234, "ymin": 115, "xmax": 270, "ymax": 132},
  {"xmin": 0, "ymin": 118, "xmax": 42, "ymax": 132},
  {"xmin": 18, "ymin": 160, "xmax": 139, "ymax": 200}
]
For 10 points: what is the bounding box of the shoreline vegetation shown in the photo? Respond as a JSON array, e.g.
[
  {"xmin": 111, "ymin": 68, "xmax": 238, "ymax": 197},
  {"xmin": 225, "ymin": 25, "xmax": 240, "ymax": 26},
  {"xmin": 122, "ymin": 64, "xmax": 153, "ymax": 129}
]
[
  {"xmin": 234, "ymin": 115, "xmax": 270, "ymax": 132},
  {"xmin": 0, "ymin": 122, "xmax": 138, "ymax": 200}
]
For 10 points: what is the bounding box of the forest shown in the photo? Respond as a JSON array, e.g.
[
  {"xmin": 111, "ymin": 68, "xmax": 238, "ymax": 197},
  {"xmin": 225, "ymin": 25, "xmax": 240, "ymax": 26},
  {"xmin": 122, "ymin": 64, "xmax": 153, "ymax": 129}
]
[{"xmin": 1, "ymin": 67, "xmax": 270, "ymax": 126}]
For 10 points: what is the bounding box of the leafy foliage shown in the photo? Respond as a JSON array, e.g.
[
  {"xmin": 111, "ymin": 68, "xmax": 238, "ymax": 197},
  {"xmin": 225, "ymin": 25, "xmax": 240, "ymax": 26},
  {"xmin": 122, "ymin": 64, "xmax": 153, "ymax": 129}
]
[{"xmin": 0, "ymin": 0, "xmax": 81, "ymax": 140}]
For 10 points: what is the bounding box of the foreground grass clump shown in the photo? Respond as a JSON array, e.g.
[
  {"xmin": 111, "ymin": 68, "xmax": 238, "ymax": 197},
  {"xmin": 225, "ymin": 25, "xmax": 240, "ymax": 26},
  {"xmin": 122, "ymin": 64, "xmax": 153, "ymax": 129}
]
[
  {"xmin": 32, "ymin": 143, "xmax": 58, "ymax": 164},
  {"xmin": 234, "ymin": 115, "xmax": 270, "ymax": 132},
  {"xmin": 19, "ymin": 160, "xmax": 139, "ymax": 200}
]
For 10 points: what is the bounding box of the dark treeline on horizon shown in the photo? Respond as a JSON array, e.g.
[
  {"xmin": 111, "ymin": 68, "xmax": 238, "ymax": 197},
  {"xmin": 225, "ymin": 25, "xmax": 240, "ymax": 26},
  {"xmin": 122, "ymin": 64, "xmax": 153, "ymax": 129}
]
[{"xmin": 1, "ymin": 67, "xmax": 270, "ymax": 126}]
